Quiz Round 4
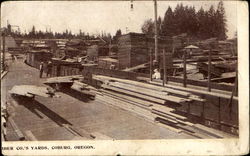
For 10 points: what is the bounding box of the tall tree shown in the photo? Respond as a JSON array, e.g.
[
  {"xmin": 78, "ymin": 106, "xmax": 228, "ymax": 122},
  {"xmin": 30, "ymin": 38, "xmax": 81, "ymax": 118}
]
[
  {"xmin": 197, "ymin": 7, "xmax": 208, "ymax": 39},
  {"xmin": 174, "ymin": 3, "xmax": 185, "ymax": 34},
  {"xmin": 216, "ymin": 0, "xmax": 227, "ymax": 40},
  {"xmin": 157, "ymin": 16, "xmax": 162, "ymax": 36},
  {"xmin": 186, "ymin": 6, "xmax": 198, "ymax": 37},
  {"xmin": 161, "ymin": 6, "xmax": 176, "ymax": 36},
  {"xmin": 207, "ymin": 5, "xmax": 217, "ymax": 38},
  {"xmin": 141, "ymin": 19, "xmax": 154, "ymax": 36},
  {"xmin": 115, "ymin": 29, "xmax": 122, "ymax": 36}
]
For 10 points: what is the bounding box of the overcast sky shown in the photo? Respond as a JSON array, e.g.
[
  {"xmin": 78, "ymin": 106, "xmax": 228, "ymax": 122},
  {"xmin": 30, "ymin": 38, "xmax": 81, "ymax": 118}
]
[{"xmin": 1, "ymin": 1, "xmax": 237, "ymax": 38}]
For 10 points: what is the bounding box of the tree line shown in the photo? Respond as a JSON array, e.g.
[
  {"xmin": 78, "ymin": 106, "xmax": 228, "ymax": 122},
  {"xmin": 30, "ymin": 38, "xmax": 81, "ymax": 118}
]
[
  {"xmin": 141, "ymin": 1, "xmax": 227, "ymax": 40},
  {"xmin": 5, "ymin": 25, "xmax": 114, "ymax": 41}
]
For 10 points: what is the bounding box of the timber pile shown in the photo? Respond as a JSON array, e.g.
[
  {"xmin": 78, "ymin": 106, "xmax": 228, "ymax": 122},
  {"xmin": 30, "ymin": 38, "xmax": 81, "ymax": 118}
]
[
  {"xmin": 117, "ymin": 33, "xmax": 173, "ymax": 69},
  {"xmin": 118, "ymin": 33, "xmax": 148, "ymax": 69},
  {"xmin": 71, "ymin": 81, "xmax": 97, "ymax": 98},
  {"xmin": 94, "ymin": 75, "xmax": 235, "ymax": 138},
  {"xmin": 44, "ymin": 75, "xmax": 96, "ymax": 98},
  {"xmin": 9, "ymin": 85, "xmax": 55, "ymax": 98},
  {"xmin": 93, "ymin": 75, "xmax": 235, "ymax": 138},
  {"xmin": 44, "ymin": 75, "xmax": 84, "ymax": 84}
]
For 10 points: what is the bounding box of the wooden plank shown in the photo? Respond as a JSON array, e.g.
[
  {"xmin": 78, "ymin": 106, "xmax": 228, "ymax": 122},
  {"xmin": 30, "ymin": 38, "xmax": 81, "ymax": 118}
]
[
  {"xmin": 157, "ymin": 122, "xmax": 182, "ymax": 133},
  {"xmin": 24, "ymin": 130, "xmax": 37, "ymax": 141},
  {"xmin": 71, "ymin": 84, "xmax": 96, "ymax": 97},
  {"xmin": 9, "ymin": 85, "xmax": 54, "ymax": 98},
  {"xmin": 101, "ymin": 95, "xmax": 152, "ymax": 115},
  {"xmin": 102, "ymin": 91, "xmax": 151, "ymax": 110},
  {"xmin": 9, "ymin": 118, "xmax": 25, "ymax": 140},
  {"xmin": 151, "ymin": 108, "xmax": 187, "ymax": 120},
  {"xmin": 94, "ymin": 75, "xmax": 192, "ymax": 97},
  {"xmin": 150, "ymin": 80, "xmax": 237, "ymax": 100},
  {"xmin": 90, "ymin": 132, "xmax": 113, "ymax": 140},
  {"xmin": 102, "ymin": 84, "xmax": 166, "ymax": 104},
  {"xmin": 193, "ymin": 124, "xmax": 236, "ymax": 138},
  {"xmin": 69, "ymin": 126, "xmax": 93, "ymax": 139},
  {"xmin": 151, "ymin": 104, "xmax": 175, "ymax": 112},
  {"xmin": 110, "ymin": 81, "xmax": 169, "ymax": 97},
  {"xmin": 44, "ymin": 75, "xmax": 83, "ymax": 84},
  {"xmin": 96, "ymin": 95, "xmax": 155, "ymax": 122},
  {"xmin": 108, "ymin": 82, "xmax": 192, "ymax": 104},
  {"xmin": 101, "ymin": 89, "xmax": 153, "ymax": 107}
]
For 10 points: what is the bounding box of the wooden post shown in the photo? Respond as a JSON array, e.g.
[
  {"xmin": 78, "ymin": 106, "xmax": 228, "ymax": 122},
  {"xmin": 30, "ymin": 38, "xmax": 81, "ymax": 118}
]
[
  {"xmin": 218, "ymin": 97, "xmax": 221, "ymax": 130},
  {"xmin": 154, "ymin": 0, "xmax": 158, "ymax": 62},
  {"xmin": 150, "ymin": 48, "xmax": 153, "ymax": 81},
  {"xmin": 202, "ymin": 101, "xmax": 205, "ymax": 122},
  {"xmin": 208, "ymin": 49, "xmax": 212, "ymax": 92},
  {"xmin": 2, "ymin": 33, "xmax": 6, "ymax": 71},
  {"xmin": 163, "ymin": 49, "xmax": 166, "ymax": 86},
  {"xmin": 183, "ymin": 50, "xmax": 187, "ymax": 87},
  {"xmin": 235, "ymin": 62, "xmax": 238, "ymax": 96}
]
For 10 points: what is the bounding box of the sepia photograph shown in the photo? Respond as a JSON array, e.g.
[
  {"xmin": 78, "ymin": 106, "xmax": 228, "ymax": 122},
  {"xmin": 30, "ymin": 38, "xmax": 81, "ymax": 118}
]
[{"xmin": 1, "ymin": 0, "xmax": 248, "ymax": 155}]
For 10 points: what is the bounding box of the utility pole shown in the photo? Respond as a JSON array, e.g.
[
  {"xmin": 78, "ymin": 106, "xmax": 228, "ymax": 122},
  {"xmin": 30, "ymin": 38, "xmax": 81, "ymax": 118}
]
[
  {"xmin": 153, "ymin": 0, "xmax": 158, "ymax": 65},
  {"xmin": 208, "ymin": 49, "xmax": 212, "ymax": 92},
  {"xmin": 1, "ymin": 32, "xmax": 6, "ymax": 71}
]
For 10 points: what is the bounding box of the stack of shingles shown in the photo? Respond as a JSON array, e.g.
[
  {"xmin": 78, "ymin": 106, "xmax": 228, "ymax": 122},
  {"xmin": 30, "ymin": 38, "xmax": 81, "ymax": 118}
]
[{"xmin": 94, "ymin": 75, "xmax": 205, "ymax": 134}]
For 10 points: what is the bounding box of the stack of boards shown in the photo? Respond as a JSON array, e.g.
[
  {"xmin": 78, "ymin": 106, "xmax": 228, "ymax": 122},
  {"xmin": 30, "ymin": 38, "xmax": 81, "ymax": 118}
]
[
  {"xmin": 71, "ymin": 81, "xmax": 97, "ymax": 98},
  {"xmin": 94, "ymin": 75, "xmax": 235, "ymax": 138},
  {"xmin": 44, "ymin": 75, "xmax": 96, "ymax": 98}
]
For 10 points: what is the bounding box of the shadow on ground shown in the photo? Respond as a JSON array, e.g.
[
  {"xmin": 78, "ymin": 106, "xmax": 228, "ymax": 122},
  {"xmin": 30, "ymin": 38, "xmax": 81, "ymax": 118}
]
[
  {"xmin": 12, "ymin": 95, "xmax": 73, "ymax": 127},
  {"xmin": 59, "ymin": 86, "xmax": 94, "ymax": 103}
]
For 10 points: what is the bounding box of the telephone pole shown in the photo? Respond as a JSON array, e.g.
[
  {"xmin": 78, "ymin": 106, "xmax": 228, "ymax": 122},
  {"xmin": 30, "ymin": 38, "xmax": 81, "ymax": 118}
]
[{"xmin": 153, "ymin": 0, "xmax": 158, "ymax": 65}]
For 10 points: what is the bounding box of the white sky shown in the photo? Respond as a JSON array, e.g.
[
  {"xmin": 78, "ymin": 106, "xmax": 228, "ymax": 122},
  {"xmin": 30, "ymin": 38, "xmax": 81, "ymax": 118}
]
[{"xmin": 1, "ymin": 1, "xmax": 237, "ymax": 38}]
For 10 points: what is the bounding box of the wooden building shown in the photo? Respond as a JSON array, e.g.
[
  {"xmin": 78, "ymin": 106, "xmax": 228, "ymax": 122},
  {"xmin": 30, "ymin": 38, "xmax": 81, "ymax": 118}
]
[{"xmin": 26, "ymin": 50, "xmax": 53, "ymax": 69}]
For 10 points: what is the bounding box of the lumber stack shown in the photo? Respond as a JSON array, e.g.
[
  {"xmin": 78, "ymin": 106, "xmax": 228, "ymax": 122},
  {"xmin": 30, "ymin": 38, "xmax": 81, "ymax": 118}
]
[
  {"xmin": 94, "ymin": 75, "xmax": 221, "ymax": 137},
  {"xmin": 117, "ymin": 33, "xmax": 173, "ymax": 69},
  {"xmin": 118, "ymin": 33, "xmax": 148, "ymax": 69},
  {"xmin": 71, "ymin": 81, "xmax": 96, "ymax": 98}
]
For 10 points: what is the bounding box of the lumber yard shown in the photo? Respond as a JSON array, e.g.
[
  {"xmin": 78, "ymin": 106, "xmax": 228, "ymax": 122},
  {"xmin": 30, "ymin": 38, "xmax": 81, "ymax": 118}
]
[{"xmin": 1, "ymin": 2, "xmax": 238, "ymax": 141}]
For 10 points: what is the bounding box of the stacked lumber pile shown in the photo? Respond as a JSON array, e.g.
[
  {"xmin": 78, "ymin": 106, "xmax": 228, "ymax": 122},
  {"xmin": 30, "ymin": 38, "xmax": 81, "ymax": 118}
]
[
  {"xmin": 71, "ymin": 81, "xmax": 97, "ymax": 98},
  {"xmin": 94, "ymin": 75, "xmax": 231, "ymax": 137},
  {"xmin": 118, "ymin": 33, "xmax": 148, "ymax": 69},
  {"xmin": 117, "ymin": 33, "xmax": 173, "ymax": 69},
  {"xmin": 9, "ymin": 85, "xmax": 55, "ymax": 98},
  {"xmin": 44, "ymin": 75, "xmax": 96, "ymax": 98},
  {"xmin": 94, "ymin": 75, "xmax": 236, "ymax": 138}
]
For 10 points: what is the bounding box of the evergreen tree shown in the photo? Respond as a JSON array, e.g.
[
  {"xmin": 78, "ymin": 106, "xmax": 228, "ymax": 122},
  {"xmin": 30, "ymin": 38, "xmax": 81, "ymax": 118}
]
[
  {"xmin": 161, "ymin": 6, "xmax": 175, "ymax": 36},
  {"xmin": 141, "ymin": 19, "xmax": 154, "ymax": 36},
  {"xmin": 174, "ymin": 3, "xmax": 185, "ymax": 34},
  {"xmin": 197, "ymin": 7, "xmax": 208, "ymax": 39},
  {"xmin": 186, "ymin": 6, "xmax": 198, "ymax": 37},
  {"xmin": 115, "ymin": 29, "xmax": 122, "ymax": 36},
  {"xmin": 216, "ymin": 0, "xmax": 227, "ymax": 39},
  {"xmin": 207, "ymin": 5, "xmax": 217, "ymax": 38},
  {"xmin": 157, "ymin": 16, "xmax": 162, "ymax": 36}
]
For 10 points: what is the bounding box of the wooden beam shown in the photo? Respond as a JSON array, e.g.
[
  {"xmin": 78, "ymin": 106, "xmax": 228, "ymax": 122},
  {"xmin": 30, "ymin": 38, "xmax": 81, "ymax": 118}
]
[
  {"xmin": 101, "ymin": 89, "xmax": 152, "ymax": 107},
  {"xmin": 96, "ymin": 95, "xmax": 155, "ymax": 122},
  {"xmin": 90, "ymin": 132, "xmax": 113, "ymax": 140},
  {"xmin": 9, "ymin": 118, "xmax": 25, "ymax": 140},
  {"xmin": 150, "ymin": 48, "xmax": 153, "ymax": 81},
  {"xmin": 183, "ymin": 50, "xmax": 187, "ymax": 87},
  {"xmin": 208, "ymin": 49, "xmax": 212, "ymax": 92},
  {"xmin": 24, "ymin": 130, "xmax": 37, "ymax": 141},
  {"xmin": 163, "ymin": 49, "xmax": 166, "ymax": 86},
  {"xmin": 102, "ymin": 84, "xmax": 166, "ymax": 104},
  {"xmin": 108, "ymin": 82, "xmax": 192, "ymax": 103},
  {"xmin": 94, "ymin": 75, "xmax": 192, "ymax": 97}
]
